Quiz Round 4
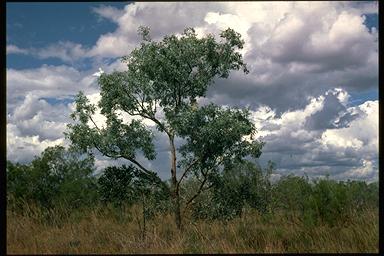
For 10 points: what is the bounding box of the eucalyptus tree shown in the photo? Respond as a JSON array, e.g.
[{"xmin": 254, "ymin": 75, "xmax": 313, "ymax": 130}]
[{"xmin": 66, "ymin": 26, "xmax": 264, "ymax": 229}]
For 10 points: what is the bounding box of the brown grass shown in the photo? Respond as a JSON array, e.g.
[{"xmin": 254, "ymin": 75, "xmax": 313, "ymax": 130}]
[{"xmin": 7, "ymin": 205, "xmax": 378, "ymax": 254}]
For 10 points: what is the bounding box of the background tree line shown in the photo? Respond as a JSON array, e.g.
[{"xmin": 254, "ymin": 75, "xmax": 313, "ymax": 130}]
[{"xmin": 7, "ymin": 145, "xmax": 378, "ymax": 228}]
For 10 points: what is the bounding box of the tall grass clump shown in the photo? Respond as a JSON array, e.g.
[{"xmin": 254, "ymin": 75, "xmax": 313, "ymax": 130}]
[{"xmin": 7, "ymin": 203, "xmax": 378, "ymax": 254}]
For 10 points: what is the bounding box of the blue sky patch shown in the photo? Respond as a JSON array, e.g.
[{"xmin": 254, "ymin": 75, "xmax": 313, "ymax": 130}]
[
  {"xmin": 40, "ymin": 97, "xmax": 75, "ymax": 105},
  {"xmin": 363, "ymin": 13, "xmax": 378, "ymax": 30},
  {"xmin": 6, "ymin": 2, "xmax": 128, "ymax": 69}
]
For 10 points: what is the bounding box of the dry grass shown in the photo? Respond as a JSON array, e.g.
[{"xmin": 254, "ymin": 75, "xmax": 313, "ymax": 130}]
[{"xmin": 7, "ymin": 204, "xmax": 378, "ymax": 254}]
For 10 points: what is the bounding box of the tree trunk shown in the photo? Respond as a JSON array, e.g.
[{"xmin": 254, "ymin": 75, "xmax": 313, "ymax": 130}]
[
  {"xmin": 169, "ymin": 134, "xmax": 182, "ymax": 230},
  {"xmin": 173, "ymin": 187, "xmax": 182, "ymax": 230}
]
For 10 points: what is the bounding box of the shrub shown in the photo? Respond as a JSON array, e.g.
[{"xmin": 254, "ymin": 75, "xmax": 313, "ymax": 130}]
[
  {"xmin": 7, "ymin": 146, "xmax": 98, "ymax": 210},
  {"xmin": 189, "ymin": 160, "xmax": 273, "ymax": 220}
]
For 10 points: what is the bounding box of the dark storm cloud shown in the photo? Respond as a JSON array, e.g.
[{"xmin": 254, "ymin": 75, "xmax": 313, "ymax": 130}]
[{"xmin": 304, "ymin": 92, "xmax": 357, "ymax": 130}]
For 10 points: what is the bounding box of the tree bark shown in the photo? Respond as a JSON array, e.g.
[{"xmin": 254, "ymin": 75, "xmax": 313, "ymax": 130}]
[{"xmin": 169, "ymin": 134, "xmax": 182, "ymax": 230}]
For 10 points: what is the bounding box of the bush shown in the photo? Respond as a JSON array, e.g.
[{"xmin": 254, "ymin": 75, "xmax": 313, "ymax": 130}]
[
  {"xmin": 271, "ymin": 175, "xmax": 379, "ymax": 227},
  {"xmin": 97, "ymin": 165, "xmax": 171, "ymax": 218},
  {"xmin": 7, "ymin": 146, "xmax": 98, "ymax": 210},
  {"xmin": 98, "ymin": 165, "xmax": 137, "ymax": 207},
  {"xmin": 310, "ymin": 179, "xmax": 349, "ymax": 226},
  {"xmin": 272, "ymin": 175, "xmax": 313, "ymax": 219},
  {"xmin": 189, "ymin": 160, "xmax": 273, "ymax": 220}
]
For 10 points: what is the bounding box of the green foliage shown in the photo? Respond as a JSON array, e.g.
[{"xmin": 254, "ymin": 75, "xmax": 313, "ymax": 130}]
[
  {"xmin": 310, "ymin": 179, "xmax": 349, "ymax": 226},
  {"xmin": 6, "ymin": 161, "xmax": 31, "ymax": 202},
  {"xmin": 98, "ymin": 164, "xmax": 171, "ymax": 217},
  {"xmin": 67, "ymin": 91, "xmax": 156, "ymax": 160},
  {"xmin": 186, "ymin": 163, "xmax": 378, "ymax": 226},
  {"xmin": 98, "ymin": 165, "xmax": 136, "ymax": 207},
  {"xmin": 7, "ymin": 143, "xmax": 378, "ymax": 230},
  {"xmin": 272, "ymin": 174, "xmax": 313, "ymax": 216},
  {"xmin": 189, "ymin": 161, "xmax": 272, "ymax": 220},
  {"xmin": 346, "ymin": 180, "xmax": 379, "ymax": 210},
  {"xmin": 272, "ymin": 176, "xmax": 379, "ymax": 227},
  {"xmin": 118, "ymin": 26, "xmax": 249, "ymax": 113},
  {"xmin": 132, "ymin": 168, "xmax": 172, "ymax": 216},
  {"xmin": 174, "ymin": 105, "xmax": 263, "ymax": 173},
  {"xmin": 7, "ymin": 146, "xmax": 98, "ymax": 210}
]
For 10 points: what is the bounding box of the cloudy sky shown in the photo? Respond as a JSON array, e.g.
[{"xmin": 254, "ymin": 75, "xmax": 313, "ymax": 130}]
[{"xmin": 6, "ymin": 2, "xmax": 378, "ymax": 182}]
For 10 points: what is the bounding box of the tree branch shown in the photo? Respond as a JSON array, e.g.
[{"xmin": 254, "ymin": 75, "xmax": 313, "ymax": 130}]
[
  {"xmin": 177, "ymin": 158, "xmax": 198, "ymax": 190},
  {"xmin": 181, "ymin": 154, "xmax": 228, "ymax": 214},
  {"xmin": 125, "ymin": 156, "xmax": 153, "ymax": 175},
  {"xmin": 84, "ymin": 91, "xmax": 161, "ymax": 176},
  {"xmin": 182, "ymin": 176, "xmax": 208, "ymax": 214},
  {"xmin": 92, "ymin": 137, "xmax": 153, "ymax": 176},
  {"xmin": 122, "ymin": 102, "xmax": 170, "ymax": 136},
  {"xmin": 88, "ymin": 115, "xmax": 101, "ymax": 132}
]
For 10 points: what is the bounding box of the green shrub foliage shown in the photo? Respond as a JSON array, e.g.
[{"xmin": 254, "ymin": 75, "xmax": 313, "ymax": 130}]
[
  {"xmin": 7, "ymin": 146, "xmax": 378, "ymax": 226},
  {"xmin": 98, "ymin": 164, "xmax": 171, "ymax": 217},
  {"xmin": 7, "ymin": 146, "xmax": 98, "ymax": 210},
  {"xmin": 272, "ymin": 175, "xmax": 378, "ymax": 226},
  {"xmin": 188, "ymin": 160, "xmax": 272, "ymax": 220},
  {"xmin": 184, "ymin": 163, "xmax": 378, "ymax": 225}
]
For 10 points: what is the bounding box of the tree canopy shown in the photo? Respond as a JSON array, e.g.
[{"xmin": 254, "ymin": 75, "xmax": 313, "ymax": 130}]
[{"xmin": 66, "ymin": 26, "xmax": 263, "ymax": 229}]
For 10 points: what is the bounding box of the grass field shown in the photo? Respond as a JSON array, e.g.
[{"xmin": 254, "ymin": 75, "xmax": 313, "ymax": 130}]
[{"xmin": 7, "ymin": 204, "xmax": 378, "ymax": 254}]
